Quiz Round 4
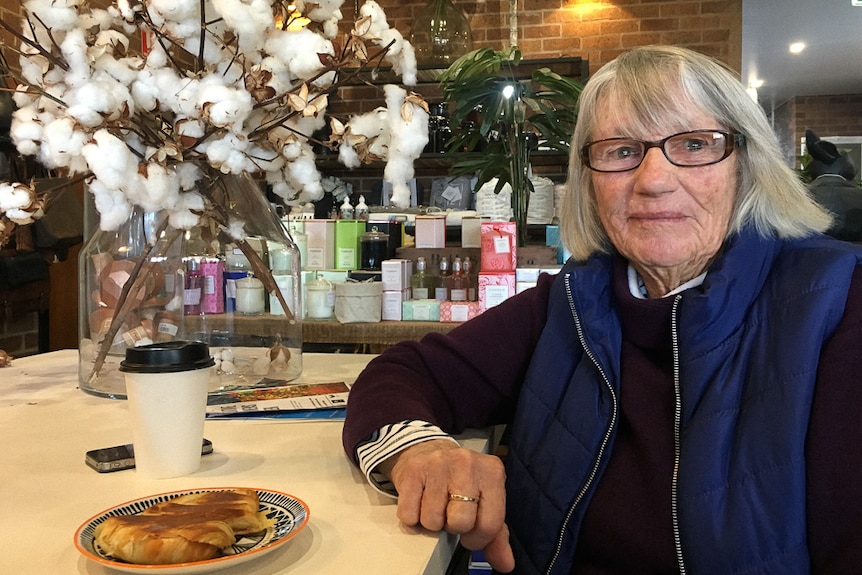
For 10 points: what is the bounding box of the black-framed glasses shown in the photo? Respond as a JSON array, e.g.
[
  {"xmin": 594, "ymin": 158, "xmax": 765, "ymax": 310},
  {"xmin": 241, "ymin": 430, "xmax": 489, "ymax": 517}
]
[{"xmin": 581, "ymin": 130, "xmax": 746, "ymax": 173}]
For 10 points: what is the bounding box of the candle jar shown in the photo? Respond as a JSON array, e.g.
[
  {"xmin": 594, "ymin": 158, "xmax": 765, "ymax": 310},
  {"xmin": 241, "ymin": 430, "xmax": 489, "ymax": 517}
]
[
  {"xmin": 235, "ymin": 276, "xmax": 265, "ymax": 315},
  {"xmin": 360, "ymin": 227, "xmax": 389, "ymax": 271},
  {"xmin": 306, "ymin": 276, "xmax": 335, "ymax": 320}
]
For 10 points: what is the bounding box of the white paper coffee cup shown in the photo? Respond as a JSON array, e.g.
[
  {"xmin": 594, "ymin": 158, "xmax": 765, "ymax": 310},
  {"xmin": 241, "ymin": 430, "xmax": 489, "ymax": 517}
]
[{"xmin": 120, "ymin": 341, "xmax": 215, "ymax": 479}]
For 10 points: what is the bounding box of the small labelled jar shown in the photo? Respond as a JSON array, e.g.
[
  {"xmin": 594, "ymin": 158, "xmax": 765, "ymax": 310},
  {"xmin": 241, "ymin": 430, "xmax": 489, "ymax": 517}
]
[
  {"xmin": 306, "ymin": 275, "xmax": 335, "ymax": 320},
  {"xmin": 235, "ymin": 276, "xmax": 265, "ymax": 315},
  {"xmin": 360, "ymin": 227, "xmax": 389, "ymax": 271}
]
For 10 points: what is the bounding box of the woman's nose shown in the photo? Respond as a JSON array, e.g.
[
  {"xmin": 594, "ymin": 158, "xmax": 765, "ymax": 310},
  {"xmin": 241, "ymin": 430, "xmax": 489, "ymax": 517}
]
[{"xmin": 632, "ymin": 147, "xmax": 676, "ymax": 191}]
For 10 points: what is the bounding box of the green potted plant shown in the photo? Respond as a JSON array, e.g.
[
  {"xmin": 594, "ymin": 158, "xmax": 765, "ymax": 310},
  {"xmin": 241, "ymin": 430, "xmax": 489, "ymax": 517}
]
[{"xmin": 438, "ymin": 47, "xmax": 583, "ymax": 246}]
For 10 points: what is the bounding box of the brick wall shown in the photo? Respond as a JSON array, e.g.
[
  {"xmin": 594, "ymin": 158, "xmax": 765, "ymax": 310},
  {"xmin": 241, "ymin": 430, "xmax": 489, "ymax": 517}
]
[
  {"xmin": 373, "ymin": 0, "xmax": 742, "ymax": 74},
  {"xmin": 0, "ymin": 280, "xmax": 49, "ymax": 357},
  {"xmin": 795, "ymin": 94, "xmax": 862, "ymax": 141}
]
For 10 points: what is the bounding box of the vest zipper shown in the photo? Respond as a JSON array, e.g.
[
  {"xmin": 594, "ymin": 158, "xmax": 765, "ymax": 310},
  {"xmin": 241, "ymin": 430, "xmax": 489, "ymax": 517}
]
[
  {"xmin": 544, "ymin": 274, "xmax": 620, "ymax": 575},
  {"xmin": 670, "ymin": 294, "xmax": 688, "ymax": 574}
]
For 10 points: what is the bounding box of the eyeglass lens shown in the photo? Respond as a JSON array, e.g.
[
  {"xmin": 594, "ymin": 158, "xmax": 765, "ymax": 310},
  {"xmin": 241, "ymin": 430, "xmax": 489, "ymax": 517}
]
[{"xmin": 583, "ymin": 130, "xmax": 737, "ymax": 172}]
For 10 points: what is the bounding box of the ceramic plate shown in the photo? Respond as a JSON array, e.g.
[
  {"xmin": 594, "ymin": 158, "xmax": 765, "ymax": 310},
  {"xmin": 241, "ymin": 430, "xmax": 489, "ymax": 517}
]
[{"xmin": 74, "ymin": 487, "xmax": 309, "ymax": 574}]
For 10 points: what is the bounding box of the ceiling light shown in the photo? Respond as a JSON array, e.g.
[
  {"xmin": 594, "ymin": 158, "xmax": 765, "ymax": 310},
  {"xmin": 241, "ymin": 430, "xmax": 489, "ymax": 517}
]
[
  {"xmin": 789, "ymin": 42, "xmax": 806, "ymax": 54},
  {"xmin": 749, "ymin": 78, "xmax": 764, "ymax": 89}
]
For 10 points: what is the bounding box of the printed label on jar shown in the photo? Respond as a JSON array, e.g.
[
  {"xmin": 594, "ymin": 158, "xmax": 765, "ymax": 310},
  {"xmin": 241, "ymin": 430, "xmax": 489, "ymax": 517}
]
[{"xmin": 450, "ymin": 289, "xmax": 467, "ymax": 302}]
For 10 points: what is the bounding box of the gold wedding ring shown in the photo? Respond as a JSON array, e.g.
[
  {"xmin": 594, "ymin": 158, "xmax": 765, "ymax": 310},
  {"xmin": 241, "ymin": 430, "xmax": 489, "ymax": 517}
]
[{"xmin": 448, "ymin": 493, "xmax": 479, "ymax": 503}]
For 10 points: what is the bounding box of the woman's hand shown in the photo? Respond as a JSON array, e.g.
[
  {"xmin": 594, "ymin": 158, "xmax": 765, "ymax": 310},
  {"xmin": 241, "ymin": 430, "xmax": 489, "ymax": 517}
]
[{"xmin": 378, "ymin": 439, "xmax": 515, "ymax": 573}]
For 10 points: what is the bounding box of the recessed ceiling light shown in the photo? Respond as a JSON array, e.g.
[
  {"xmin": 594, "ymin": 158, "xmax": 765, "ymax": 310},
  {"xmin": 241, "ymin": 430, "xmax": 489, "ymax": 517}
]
[{"xmin": 789, "ymin": 42, "xmax": 806, "ymax": 54}]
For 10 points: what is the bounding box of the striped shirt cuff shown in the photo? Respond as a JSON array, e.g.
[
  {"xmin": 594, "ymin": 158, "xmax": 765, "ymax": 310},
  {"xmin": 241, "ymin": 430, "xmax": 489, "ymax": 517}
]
[{"xmin": 356, "ymin": 420, "xmax": 459, "ymax": 497}]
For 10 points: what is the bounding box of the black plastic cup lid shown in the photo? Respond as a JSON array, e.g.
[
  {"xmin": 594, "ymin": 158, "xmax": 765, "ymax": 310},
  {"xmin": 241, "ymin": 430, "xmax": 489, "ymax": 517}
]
[{"xmin": 120, "ymin": 341, "xmax": 215, "ymax": 373}]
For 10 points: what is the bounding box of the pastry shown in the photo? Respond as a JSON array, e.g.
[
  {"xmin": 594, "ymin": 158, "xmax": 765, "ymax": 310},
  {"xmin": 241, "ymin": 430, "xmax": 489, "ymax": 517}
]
[{"xmin": 94, "ymin": 489, "xmax": 273, "ymax": 565}]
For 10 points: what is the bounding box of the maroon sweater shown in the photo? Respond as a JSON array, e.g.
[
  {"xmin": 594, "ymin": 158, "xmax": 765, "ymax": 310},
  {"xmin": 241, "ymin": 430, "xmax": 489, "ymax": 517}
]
[{"xmin": 343, "ymin": 260, "xmax": 862, "ymax": 573}]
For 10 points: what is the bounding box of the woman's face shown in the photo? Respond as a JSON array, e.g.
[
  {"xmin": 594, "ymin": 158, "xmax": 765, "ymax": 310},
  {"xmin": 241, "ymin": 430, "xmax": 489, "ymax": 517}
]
[{"xmin": 590, "ymin": 100, "xmax": 738, "ymax": 284}]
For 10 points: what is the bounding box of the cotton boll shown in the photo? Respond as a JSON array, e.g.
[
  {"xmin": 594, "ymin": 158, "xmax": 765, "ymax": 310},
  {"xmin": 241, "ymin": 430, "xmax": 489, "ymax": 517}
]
[
  {"xmin": 338, "ymin": 142, "xmax": 361, "ymax": 168},
  {"xmin": 93, "ymin": 53, "xmax": 142, "ymax": 87},
  {"xmin": 285, "ymin": 147, "xmax": 324, "ymax": 202},
  {"xmin": 358, "ymin": 1, "xmax": 393, "ymax": 39},
  {"xmin": 378, "ymin": 29, "xmax": 417, "ymax": 86},
  {"xmin": 131, "ymin": 69, "xmax": 160, "ymax": 112},
  {"xmin": 6, "ymin": 208, "xmax": 41, "ymax": 225},
  {"xmin": 175, "ymin": 162, "xmax": 203, "ymax": 191},
  {"xmin": 214, "ymin": 59, "xmax": 245, "ymax": 87},
  {"xmin": 112, "ymin": 0, "xmax": 140, "ymax": 22},
  {"xmin": 40, "ymin": 117, "xmax": 88, "ymax": 169},
  {"xmin": 267, "ymin": 172, "xmax": 301, "ymax": 203},
  {"xmin": 65, "ymin": 104, "xmax": 103, "ymax": 129},
  {"xmin": 399, "ymin": 40, "xmax": 418, "ymax": 86},
  {"xmin": 385, "ymin": 85, "xmax": 428, "ymax": 158},
  {"xmin": 87, "ymin": 178, "xmax": 133, "ymax": 231},
  {"xmin": 382, "ymin": 85, "xmax": 427, "ymax": 208},
  {"xmin": 148, "ymin": 0, "xmax": 200, "ymax": 26},
  {"xmin": 204, "ymin": 133, "xmax": 255, "ymax": 174},
  {"xmin": 94, "ymin": 29, "xmax": 130, "ymax": 54},
  {"xmin": 169, "ymin": 76, "xmax": 204, "ymax": 120},
  {"xmin": 174, "ymin": 117, "xmax": 206, "ymax": 145},
  {"xmin": 281, "ymin": 139, "xmax": 303, "ymax": 161},
  {"xmin": 257, "ymin": 56, "xmax": 291, "ymax": 96},
  {"xmin": 303, "ymin": 0, "xmax": 343, "ymax": 39},
  {"xmin": 11, "ymin": 85, "xmax": 38, "ymax": 110},
  {"xmin": 265, "ymin": 28, "xmax": 334, "ymax": 83},
  {"xmin": 197, "ymin": 82, "xmax": 253, "ymax": 131},
  {"xmin": 60, "ymin": 27, "xmax": 91, "ymax": 88},
  {"xmin": 0, "ymin": 182, "xmax": 35, "ymax": 211},
  {"xmin": 167, "ymin": 192, "xmax": 204, "ymax": 230},
  {"xmin": 10, "ymin": 107, "xmax": 43, "ymax": 156},
  {"xmin": 322, "ymin": 16, "xmax": 340, "ymax": 40},
  {"xmin": 138, "ymin": 163, "xmax": 182, "ymax": 212},
  {"xmin": 247, "ymin": 144, "xmax": 285, "ymax": 173},
  {"xmin": 211, "ymin": 0, "xmax": 273, "ymax": 55},
  {"xmin": 226, "ymin": 218, "xmax": 247, "ymax": 241},
  {"xmin": 81, "ymin": 7, "xmax": 120, "ymax": 31},
  {"xmin": 19, "ymin": 54, "xmax": 50, "ymax": 88},
  {"xmin": 301, "ymin": 0, "xmax": 344, "ymax": 23},
  {"xmin": 81, "ymin": 129, "xmax": 140, "ymax": 191},
  {"xmin": 67, "ymin": 79, "xmax": 132, "ymax": 124},
  {"xmin": 144, "ymin": 43, "xmax": 169, "ymax": 71},
  {"xmin": 23, "ymin": 0, "xmax": 82, "ymax": 32}
]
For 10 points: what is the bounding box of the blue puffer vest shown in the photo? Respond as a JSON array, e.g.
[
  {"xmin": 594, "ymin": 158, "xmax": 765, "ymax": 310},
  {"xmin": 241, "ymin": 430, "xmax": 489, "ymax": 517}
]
[{"xmin": 504, "ymin": 227, "xmax": 862, "ymax": 575}]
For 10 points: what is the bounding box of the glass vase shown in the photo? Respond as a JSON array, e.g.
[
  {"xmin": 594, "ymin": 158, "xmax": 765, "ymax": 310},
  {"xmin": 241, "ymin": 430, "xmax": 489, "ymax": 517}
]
[
  {"xmin": 409, "ymin": 0, "xmax": 473, "ymax": 67},
  {"xmin": 78, "ymin": 173, "xmax": 303, "ymax": 398}
]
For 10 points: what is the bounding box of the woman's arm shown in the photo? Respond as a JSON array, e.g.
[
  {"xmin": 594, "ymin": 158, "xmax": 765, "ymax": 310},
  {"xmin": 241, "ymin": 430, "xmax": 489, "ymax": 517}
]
[{"xmin": 807, "ymin": 266, "xmax": 862, "ymax": 573}]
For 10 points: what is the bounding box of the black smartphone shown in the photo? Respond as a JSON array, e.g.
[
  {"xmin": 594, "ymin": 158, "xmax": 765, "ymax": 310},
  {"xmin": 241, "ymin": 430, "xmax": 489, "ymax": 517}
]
[{"xmin": 85, "ymin": 439, "xmax": 214, "ymax": 473}]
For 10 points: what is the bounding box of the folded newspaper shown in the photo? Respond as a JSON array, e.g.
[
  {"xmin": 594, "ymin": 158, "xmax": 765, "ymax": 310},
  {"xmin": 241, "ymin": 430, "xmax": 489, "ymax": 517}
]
[{"xmin": 206, "ymin": 381, "xmax": 350, "ymax": 416}]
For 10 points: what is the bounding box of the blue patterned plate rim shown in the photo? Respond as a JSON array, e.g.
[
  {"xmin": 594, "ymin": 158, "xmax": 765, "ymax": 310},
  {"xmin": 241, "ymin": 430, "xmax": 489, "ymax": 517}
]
[{"xmin": 73, "ymin": 487, "xmax": 310, "ymax": 574}]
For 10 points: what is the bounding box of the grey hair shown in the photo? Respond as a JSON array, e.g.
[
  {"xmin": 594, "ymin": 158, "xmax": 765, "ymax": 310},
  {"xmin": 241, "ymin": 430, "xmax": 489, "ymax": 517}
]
[{"xmin": 561, "ymin": 45, "xmax": 832, "ymax": 261}]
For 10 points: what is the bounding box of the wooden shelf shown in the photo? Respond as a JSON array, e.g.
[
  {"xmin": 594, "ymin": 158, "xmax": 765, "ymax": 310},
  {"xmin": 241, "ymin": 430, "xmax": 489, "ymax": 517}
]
[
  {"xmin": 182, "ymin": 313, "xmax": 457, "ymax": 353},
  {"xmin": 303, "ymin": 320, "xmax": 456, "ymax": 346}
]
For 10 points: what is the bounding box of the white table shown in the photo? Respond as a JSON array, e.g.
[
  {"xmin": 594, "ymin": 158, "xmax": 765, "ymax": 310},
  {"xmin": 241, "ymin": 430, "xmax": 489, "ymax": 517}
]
[{"xmin": 0, "ymin": 350, "xmax": 489, "ymax": 574}]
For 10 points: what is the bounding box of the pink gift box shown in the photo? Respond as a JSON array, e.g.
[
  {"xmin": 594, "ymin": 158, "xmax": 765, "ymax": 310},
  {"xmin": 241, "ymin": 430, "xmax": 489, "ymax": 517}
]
[
  {"xmin": 480, "ymin": 221, "xmax": 517, "ymax": 272},
  {"xmin": 440, "ymin": 301, "xmax": 482, "ymax": 323},
  {"xmin": 479, "ymin": 272, "xmax": 516, "ymax": 311}
]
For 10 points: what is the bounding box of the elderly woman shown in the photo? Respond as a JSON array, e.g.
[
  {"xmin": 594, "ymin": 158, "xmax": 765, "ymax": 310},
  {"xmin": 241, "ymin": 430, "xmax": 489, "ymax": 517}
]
[{"xmin": 342, "ymin": 46, "xmax": 862, "ymax": 575}]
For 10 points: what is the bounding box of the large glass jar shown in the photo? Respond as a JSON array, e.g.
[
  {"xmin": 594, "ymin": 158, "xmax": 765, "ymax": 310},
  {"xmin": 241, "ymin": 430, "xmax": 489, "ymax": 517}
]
[
  {"xmin": 409, "ymin": 0, "xmax": 473, "ymax": 67},
  {"xmin": 78, "ymin": 173, "xmax": 303, "ymax": 398}
]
